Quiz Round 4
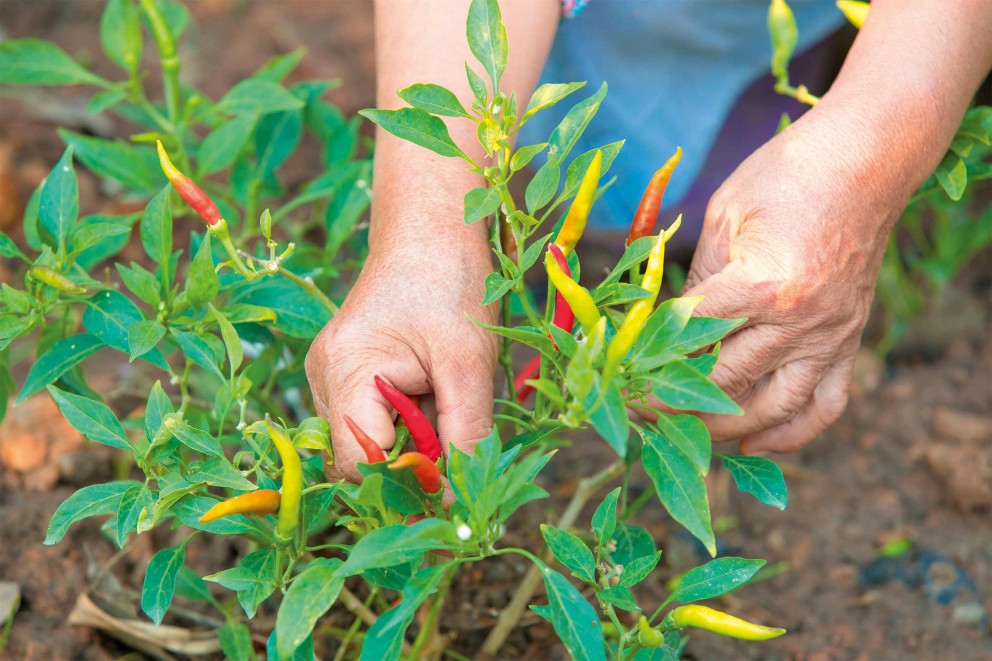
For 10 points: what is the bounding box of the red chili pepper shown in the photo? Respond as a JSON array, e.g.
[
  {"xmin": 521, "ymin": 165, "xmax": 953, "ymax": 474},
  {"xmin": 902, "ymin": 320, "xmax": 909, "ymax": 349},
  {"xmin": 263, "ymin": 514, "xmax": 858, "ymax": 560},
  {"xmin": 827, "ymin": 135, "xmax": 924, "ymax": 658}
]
[
  {"xmin": 157, "ymin": 140, "xmax": 223, "ymax": 227},
  {"xmin": 374, "ymin": 375, "xmax": 442, "ymax": 462},
  {"xmin": 388, "ymin": 452, "xmax": 442, "ymax": 494},
  {"xmin": 626, "ymin": 147, "xmax": 682, "ymax": 246},
  {"xmin": 547, "ymin": 243, "xmax": 575, "ymax": 336},
  {"xmin": 344, "ymin": 414, "xmax": 387, "ymax": 464},
  {"xmin": 514, "ymin": 355, "xmax": 542, "ymax": 402}
]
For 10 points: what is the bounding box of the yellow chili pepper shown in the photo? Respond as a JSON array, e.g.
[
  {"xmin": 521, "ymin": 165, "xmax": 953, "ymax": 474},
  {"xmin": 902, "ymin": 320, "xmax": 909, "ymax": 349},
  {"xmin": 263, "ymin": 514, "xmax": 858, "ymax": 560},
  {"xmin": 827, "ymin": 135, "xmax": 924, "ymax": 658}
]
[
  {"xmin": 545, "ymin": 248, "xmax": 601, "ymax": 335},
  {"xmin": 29, "ymin": 266, "xmax": 86, "ymax": 295},
  {"xmin": 198, "ymin": 489, "xmax": 281, "ymax": 523},
  {"xmin": 637, "ymin": 615, "xmax": 665, "ymax": 648},
  {"xmin": 554, "ymin": 150, "xmax": 602, "ymax": 255},
  {"xmin": 605, "ymin": 215, "xmax": 681, "ymax": 371},
  {"xmin": 264, "ymin": 416, "xmax": 302, "ymax": 546},
  {"xmin": 835, "ymin": 0, "xmax": 868, "ymax": 28},
  {"xmin": 661, "ymin": 605, "xmax": 786, "ymax": 641}
]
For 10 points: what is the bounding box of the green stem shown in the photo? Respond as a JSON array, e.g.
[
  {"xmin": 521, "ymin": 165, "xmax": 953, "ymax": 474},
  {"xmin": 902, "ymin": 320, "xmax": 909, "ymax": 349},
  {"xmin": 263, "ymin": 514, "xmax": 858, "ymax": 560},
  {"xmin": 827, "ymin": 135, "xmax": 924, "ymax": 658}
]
[
  {"xmin": 138, "ymin": 0, "xmax": 182, "ymax": 123},
  {"xmin": 773, "ymin": 81, "xmax": 820, "ymax": 106}
]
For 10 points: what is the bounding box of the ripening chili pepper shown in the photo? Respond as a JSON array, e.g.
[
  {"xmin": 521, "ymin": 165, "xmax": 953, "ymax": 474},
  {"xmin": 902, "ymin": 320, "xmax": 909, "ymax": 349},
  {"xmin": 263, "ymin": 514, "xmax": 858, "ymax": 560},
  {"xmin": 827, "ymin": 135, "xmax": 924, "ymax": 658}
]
[
  {"xmin": 835, "ymin": 0, "xmax": 868, "ymax": 28},
  {"xmin": 198, "ymin": 489, "xmax": 281, "ymax": 523},
  {"xmin": 344, "ymin": 414, "xmax": 387, "ymax": 464},
  {"xmin": 264, "ymin": 416, "xmax": 302, "ymax": 546},
  {"xmin": 374, "ymin": 375, "xmax": 442, "ymax": 462},
  {"xmin": 606, "ymin": 216, "xmax": 682, "ymax": 372},
  {"xmin": 626, "ymin": 147, "xmax": 682, "ymax": 246},
  {"xmin": 156, "ymin": 140, "xmax": 223, "ymax": 227},
  {"xmin": 29, "ymin": 266, "xmax": 86, "ymax": 295},
  {"xmin": 514, "ymin": 355, "xmax": 542, "ymax": 403},
  {"xmin": 547, "ymin": 243, "xmax": 576, "ymax": 336},
  {"xmin": 661, "ymin": 605, "xmax": 786, "ymax": 641},
  {"xmin": 545, "ymin": 248, "xmax": 601, "ymax": 335},
  {"xmin": 637, "ymin": 615, "xmax": 665, "ymax": 648},
  {"xmin": 554, "ymin": 150, "xmax": 602, "ymax": 255},
  {"xmin": 388, "ymin": 452, "xmax": 442, "ymax": 494}
]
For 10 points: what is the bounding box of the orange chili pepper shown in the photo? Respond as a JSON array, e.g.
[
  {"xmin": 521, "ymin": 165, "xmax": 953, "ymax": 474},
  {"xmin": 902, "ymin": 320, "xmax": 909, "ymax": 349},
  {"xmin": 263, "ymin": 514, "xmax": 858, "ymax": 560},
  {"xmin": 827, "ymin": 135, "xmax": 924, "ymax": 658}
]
[{"xmin": 198, "ymin": 490, "xmax": 281, "ymax": 523}]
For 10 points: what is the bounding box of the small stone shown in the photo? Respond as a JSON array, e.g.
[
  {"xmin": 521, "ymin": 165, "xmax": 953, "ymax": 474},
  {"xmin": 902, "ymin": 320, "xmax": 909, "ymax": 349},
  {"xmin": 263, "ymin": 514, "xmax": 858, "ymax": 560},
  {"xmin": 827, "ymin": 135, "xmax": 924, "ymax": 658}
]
[{"xmin": 932, "ymin": 407, "xmax": 992, "ymax": 445}]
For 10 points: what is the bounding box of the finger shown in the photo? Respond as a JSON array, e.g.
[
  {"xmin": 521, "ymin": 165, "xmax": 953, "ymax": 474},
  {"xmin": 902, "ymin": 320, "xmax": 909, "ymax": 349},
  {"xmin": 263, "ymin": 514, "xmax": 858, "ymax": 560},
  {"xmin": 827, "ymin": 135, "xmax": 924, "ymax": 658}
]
[
  {"xmin": 434, "ymin": 366, "xmax": 494, "ymax": 456},
  {"xmin": 705, "ymin": 325, "xmax": 789, "ymax": 402},
  {"xmin": 700, "ymin": 357, "xmax": 828, "ymax": 441},
  {"xmin": 738, "ymin": 361, "xmax": 852, "ymax": 454},
  {"xmin": 327, "ymin": 378, "xmax": 398, "ymax": 483}
]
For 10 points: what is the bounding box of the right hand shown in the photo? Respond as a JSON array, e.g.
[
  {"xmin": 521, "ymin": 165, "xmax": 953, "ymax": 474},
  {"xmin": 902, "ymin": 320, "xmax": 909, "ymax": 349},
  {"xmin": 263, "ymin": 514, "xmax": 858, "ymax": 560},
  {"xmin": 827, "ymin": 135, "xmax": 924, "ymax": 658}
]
[{"xmin": 305, "ymin": 243, "xmax": 498, "ymax": 482}]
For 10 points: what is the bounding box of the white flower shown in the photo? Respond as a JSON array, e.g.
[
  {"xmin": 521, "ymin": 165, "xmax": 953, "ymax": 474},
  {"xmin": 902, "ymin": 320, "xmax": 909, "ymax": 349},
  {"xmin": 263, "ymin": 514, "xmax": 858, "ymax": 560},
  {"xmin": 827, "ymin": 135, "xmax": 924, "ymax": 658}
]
[{"xmin": 456, "ymin": 524, "xmax": 473, "ymax": 541}]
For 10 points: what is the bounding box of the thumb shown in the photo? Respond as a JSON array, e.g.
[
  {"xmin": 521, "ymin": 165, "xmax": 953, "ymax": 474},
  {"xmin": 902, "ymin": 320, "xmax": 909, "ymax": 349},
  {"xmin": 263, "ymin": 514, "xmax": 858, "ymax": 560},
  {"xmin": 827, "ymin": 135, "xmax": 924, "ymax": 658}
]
[
  {"xmin": 327, "ymin": 377, "xmax": 397, "ymax": 483},
  {"xmin": 434, "ymin": 367, "xmax": 494, "ymax": 457}
]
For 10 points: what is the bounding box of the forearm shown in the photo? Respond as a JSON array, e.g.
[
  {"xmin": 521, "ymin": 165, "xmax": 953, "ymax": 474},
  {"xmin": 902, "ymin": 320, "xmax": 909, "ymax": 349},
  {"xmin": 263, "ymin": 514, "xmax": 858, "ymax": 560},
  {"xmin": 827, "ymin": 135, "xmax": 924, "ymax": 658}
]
[
  {"xmin": 810, "ymin": 0, "xmax": 992, "ymax": 204},
  {"xmin": 369, "ymin": 0, "xmax": 558, "ymax": 263}
]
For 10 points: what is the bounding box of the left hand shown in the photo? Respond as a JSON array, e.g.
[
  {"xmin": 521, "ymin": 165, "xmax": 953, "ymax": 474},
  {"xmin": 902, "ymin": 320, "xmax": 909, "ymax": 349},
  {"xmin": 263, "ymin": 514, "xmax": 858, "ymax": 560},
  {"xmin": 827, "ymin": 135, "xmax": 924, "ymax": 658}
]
[{"xmin": 672, "ymin": 105, "xmax": 914, "ymax": 454}]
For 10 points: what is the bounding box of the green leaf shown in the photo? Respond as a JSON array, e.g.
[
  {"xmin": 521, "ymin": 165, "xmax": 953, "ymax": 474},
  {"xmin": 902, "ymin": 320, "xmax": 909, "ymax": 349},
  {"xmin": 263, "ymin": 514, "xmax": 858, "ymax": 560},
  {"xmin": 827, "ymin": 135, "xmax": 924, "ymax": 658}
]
[
  {"xmin": 466, "ymin": 0, "xmax": 508, "ymax": 90},
  {"xmin": 540, "ymin": 565, "xmax": 607, "ymax": 661},
  {"xmin": 655, "ymin": 413, "xmax": 711, "ymax": 476},
  {"xmin": 358, "ymin": 462, "xmax": 438, "ymax": 517},
  {"xmin": 47, "ymin": 385, "xmax": 131, "ymax": 450},
  {"xmin": 668, "ymin": 315, "xmax": 745, "ymax": 355},
  {"xmin": 471, "ymin": 321, "xmax": 555, "ymax": 356},
  {"xmin": 619, "ymin": 550, "xmax": 662, "ymax": 588},
  {"xmin": 768, "ymin": 0, "xmax": 798, "ymax": 80},
  {"xmin": 175, "ymin": 566, "xmax": 213, "ymax": 603},
  {"xmin": 652, "ymin": 361, "xmax": 742, "ymax": 415},
  {"xmin": 0, "ymin": 232, "xmax": 28, "ymax": 262},
  {"xmin": 141, "ymin": 543, "xmax": 186, "ymax": 625},
  {"xmin": 642, "ymin": 431, "xmax": 715, "ymax": 556},
  {"xmin": 465, "ymin": 63, "xmax": 488, "ymax": 106},
  {"xmin": 115, "ymin": 484, "xmax": 153, "ymax": 548},
  {"xmin": 610, "ymin": 524, "xmax": 656, "ymax": 566},
  {"xmin": 204, "ymin": 547, "xmax": 278, "ymax": 618},
  {"xmin": 599, "ymin": 236, "xmax": 654, "ymax": 288},
  {"xmin": 591, "ymin": 487, "xmax": 620, "ymax": 555},
  {"xmin": 464, "ymin": 186, "xmax": 502, "ymax": 224},
  {"xmin": 83, "ymin": 290, "xmax": 168, "ymax": 370},
  {"xmin": 276, "ymin": 558, "xmax": 344, "ymax": 660},
  {"xmin": 481, "ymin": 272, "xmax": 516, "ymax": 306},
  {"xmin": 101, "ymin": 0, "xmax": 142, "ymax": 72},
  {"xmin": 16, "ymin": 334, "xmax": 104, "ymax": 404},
  {"xmin": 398, "ymin": 83, "xmax": 469, "ymax": 117},
  {"xmin": 524, "ymin": 82, "xmax": 586, "ymax": 121},
  {"xmin": 525, "ymin": 156, "xmax": 560, "ymax": 214},
  {"xmin": 232, "ymin": 278, "xmax": 331, "ymax": 339},
  {"xmin": 144, "ymin": 380, "xmax": 174, "ymax": 441},
  {"xmin": 585, "ymin": 374, "xmax": 629, "ymax": 457},
  {"xmin": 558, "ymin": 141, "xmax": 624, "ymax": 202},
  {"xmin": 359, "ymin": 565, "xmax": 448, "ymax": 661},
  {"xmin": 127, "ymin": 320, "xmax": 165, "ymax": 362},
  {"xmin": 253, "ymin": 47, "xmax": 307, "ymax": 83},
  {"xmin": 339, "ymin": 520, "xmax": 457, "ymax": 577},
  {"xmin": 197, "ymin": 113, "xmax": 258, "ymax": 176},
  {"xmin": 163, "ymin": 416, "xmax": 224, "ymax": 457},
  {"xmin": 665, "ymin": 557, "xmax": 765, "ymax": 606},
  {"xmin": 39, "ymin": 147, "xmax": 78, "ymax": 250},
  {"xmin": 188, "ymin": 457, "xmax": 255, "ymax": 490},
  {"xmin": 359, "ymin": 108, "xmax": 467, "ymax": 160},
  {"xmin": 215, "ymin": 79, "xmax": 305, "ymax": 116},
  {"xmin": 256, "ymin": 109, "xmax": 303, "ymax": 176},
  {"xmin": 591, "ymin": 283, "xmax": 651, "ymax": 307},
  {"xmin": 541, "ymin": 525, "xmax": 596, "ymax": 583},
  {"xmin": 548, "ymin": 82, "xmax": 607, "ymax": 162},
  {"xmin": 45, "ymin": 480, "xmax": 139, "ymax": 544},
  {"xmin": 935, "ymin": 151, "xmax": 967, "ymax": 201},
  {"xmin": 219, "ymin": 621, "xmax": 253, "ymax": 661},
  {"xmin": 59, "ymin": 130, "xmax": 164, "ymax": 191},
  {"xmin": 720, "ymin": 454, "xmax": 788, "ymax": 510},
  {"xmin": 631, "ymin": 296, "xmax": 702, "ymax": 362},
  {"xmin": 208, "ymin": 304, "xmax": 243, "ymax": 373},
  {"xmin": 0, "ymin": 39, "xmax": 110, "ymax": 87},
  {"xmin": 510, "ymin": 143, "xmax": 548, "ymax": 171},
  {"xmin": 598, "ymin": 585, "xmax": 639, "ymax": 612},
  {"xmin": 116, "ymin": 262, "xmax": 160, "ymax": 306},
  {"xmin": 140, "ymin": 187, "xmax": 173, "ymax": 265},
  {"xmin": 185, "ymin": 234, "xmax": 220, "ymax": 309}
]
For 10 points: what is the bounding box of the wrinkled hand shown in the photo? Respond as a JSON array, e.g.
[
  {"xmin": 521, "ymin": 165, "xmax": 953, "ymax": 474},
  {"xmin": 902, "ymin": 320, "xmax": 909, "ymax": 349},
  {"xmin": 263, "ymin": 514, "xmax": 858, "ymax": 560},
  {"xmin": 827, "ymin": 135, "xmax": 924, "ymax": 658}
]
[
  {"xmin": 305, "ymin": 245, "xmax": 497, "ymax": 482},
  {"xmin": 675, "ymin": 110, "xmax": 910, "ymax": 454}
]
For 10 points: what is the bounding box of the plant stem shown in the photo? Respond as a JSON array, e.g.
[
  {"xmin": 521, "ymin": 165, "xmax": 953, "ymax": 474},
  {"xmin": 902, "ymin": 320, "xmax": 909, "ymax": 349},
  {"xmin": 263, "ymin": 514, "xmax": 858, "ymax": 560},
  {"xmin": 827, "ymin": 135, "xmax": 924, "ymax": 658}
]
[
  {"xmin": 479, "ymin": 461, "xmax": 624, "ymax": 657},
  {"xmin": 773, "ymin": 81, "xmax": 820, "ymax": 106},
  {"xmin": 138, "ymin": 0, "xmax": 182, "ymax": 123}
]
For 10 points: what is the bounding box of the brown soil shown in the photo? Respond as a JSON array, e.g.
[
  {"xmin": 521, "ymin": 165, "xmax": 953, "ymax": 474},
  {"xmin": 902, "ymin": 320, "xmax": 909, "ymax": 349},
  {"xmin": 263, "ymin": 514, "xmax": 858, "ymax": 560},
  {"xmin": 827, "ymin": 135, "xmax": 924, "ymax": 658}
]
[{"xmin": 2, "ymin": 3, "xmax": 990, "ymax": 660}]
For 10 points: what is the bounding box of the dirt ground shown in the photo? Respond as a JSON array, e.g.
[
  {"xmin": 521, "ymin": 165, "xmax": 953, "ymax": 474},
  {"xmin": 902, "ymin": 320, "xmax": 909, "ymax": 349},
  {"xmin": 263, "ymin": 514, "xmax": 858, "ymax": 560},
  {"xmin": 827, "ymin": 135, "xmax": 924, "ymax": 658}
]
[{"xmin": 1, "ymin": 2, "xmax": 990, "ymax": 660}]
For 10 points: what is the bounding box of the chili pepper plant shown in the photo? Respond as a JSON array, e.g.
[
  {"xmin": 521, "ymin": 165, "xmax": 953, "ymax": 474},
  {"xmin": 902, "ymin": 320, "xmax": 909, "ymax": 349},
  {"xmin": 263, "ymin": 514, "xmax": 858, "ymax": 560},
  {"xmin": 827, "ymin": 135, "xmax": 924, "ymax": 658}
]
[
  {"xmin": 1, "ymin": 1, "xmax": 793, "ymax": 659},
  {"xmin": 769, "ymin": 0, "xmax": 992, "ymax": 357}
]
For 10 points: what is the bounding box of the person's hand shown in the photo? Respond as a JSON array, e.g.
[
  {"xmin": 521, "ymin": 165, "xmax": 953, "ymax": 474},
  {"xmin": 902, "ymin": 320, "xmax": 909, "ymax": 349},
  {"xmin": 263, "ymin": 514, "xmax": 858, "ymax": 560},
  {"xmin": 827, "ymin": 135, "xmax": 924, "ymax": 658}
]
[
  {"xmin": 305, "ymin": 243, "xmax": 497, "ymax": 482},
  {"xmin": 675, "ymin": 107, "xmax": 915, "ymax": 454}
]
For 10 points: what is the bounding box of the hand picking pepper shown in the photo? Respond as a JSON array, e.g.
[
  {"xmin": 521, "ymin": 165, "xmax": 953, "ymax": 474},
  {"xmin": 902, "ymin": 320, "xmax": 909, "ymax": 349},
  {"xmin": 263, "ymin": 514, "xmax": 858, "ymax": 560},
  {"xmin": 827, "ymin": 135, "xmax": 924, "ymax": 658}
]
[
  {"xmin": 661, "ymin": 605, "xmax": 786, "ymax": 641},
  {"xmin": 28, "ymin": 266, "xmax": 86, "ymax": 295},
  {"xmin": 388, "ymin": 452, "xmax": 442, "ymax": 494},
  {"xmin": 344, "ymin": 414, "xmax": 387, "ymax": 463},
  {"xmin": 156, "ymin": 141, "xmax": 223, "ymax": 227},
  {"xmin": 514, "ymin": 355, "xmax": 542, "ymax": 402},
  {"xmin": 264, "ymin": 416, "xmax": 303, "ymax": 546},
  {"xmin": 374, "ymin": 375, "xmax": 442, "ymax": 462},
  {"xmin": 554, "ymin": 150, "xmax": 602, "ymax": 255},
  {"xmin": 545, "ymin": 248, "xmax": 601, "ymax": 335},
  {"xmin": 198, "ymin": 490, "xmax": 281, "ymax": 523},
  {"xmin": 626, "ymin": 147, "xmax": 682, "ymax": 246},
  {"xmin": 606, "ymin": 215, "xmax": 681, "ymax": 372}
]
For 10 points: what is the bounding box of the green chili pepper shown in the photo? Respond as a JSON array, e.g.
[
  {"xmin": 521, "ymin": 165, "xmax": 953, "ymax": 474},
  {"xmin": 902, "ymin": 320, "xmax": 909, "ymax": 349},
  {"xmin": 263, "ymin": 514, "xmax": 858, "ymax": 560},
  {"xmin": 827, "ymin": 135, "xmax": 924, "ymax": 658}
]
[
  {"xmin": 29, "ymin": 266, "xmax": 86, "ymax": 295},
  {"xmin": 637, "ymin": 615, "xmax": 666, "ymax": 648},
  {"xmin": 264, "ymin": 416, "xmax": 302, "ymax": 546}
]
